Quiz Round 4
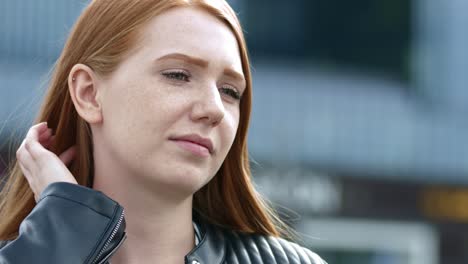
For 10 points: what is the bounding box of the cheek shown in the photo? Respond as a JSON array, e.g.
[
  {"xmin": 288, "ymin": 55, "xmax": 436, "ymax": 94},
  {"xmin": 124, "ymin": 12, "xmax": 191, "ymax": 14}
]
[
  {"xmin": 220, "ymin": 112, "xmax": 240, "ymax": 152},
  {"xmin": 103, "ymin": 84, "xmax": 157, "ymax": 150},
  {"xmin": 229, "ymin": 107, "xmax": 241, "ymax": 137}
]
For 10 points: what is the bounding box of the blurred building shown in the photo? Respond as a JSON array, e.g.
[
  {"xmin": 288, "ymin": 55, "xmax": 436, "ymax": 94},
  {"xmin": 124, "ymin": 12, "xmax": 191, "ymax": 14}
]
[{"xmin": 1, "ymin": 1, "xmax": 468, "ymax": 263}]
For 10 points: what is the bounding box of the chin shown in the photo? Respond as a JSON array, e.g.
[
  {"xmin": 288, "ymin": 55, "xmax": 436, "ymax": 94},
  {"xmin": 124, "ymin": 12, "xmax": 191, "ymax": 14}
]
[{"xmin": 144, "ymin": 165, "xmax": 212, "ymax": 197}]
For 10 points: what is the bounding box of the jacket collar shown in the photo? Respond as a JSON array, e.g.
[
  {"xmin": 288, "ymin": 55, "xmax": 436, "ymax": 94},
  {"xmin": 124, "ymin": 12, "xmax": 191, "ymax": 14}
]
[{"xmin": 185, "ymin": 214, "xmax": 225, "ymax": 264}]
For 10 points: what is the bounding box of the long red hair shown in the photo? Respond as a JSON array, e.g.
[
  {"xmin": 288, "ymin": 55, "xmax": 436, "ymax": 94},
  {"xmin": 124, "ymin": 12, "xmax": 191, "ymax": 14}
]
[{"xmin": 0, "ymin": 0, "xmax": 288, "ymax": 240}]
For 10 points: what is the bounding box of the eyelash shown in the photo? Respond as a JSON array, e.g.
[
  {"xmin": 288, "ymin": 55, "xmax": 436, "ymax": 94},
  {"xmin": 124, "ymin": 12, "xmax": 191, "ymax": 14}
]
[
  {"xmin": 162, "ymin": 70, "xmax": 190, "ymax": 82},
  {"xmin": 219, "ymin": 86, "xmax": 241, "ymax": 100},
  {"xmin": 161, "ymin": 70, "xmax": 241, "ymax": 100}
]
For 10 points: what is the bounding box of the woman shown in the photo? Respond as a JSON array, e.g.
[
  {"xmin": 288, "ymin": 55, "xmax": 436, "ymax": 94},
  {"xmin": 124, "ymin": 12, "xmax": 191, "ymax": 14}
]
[{"xmin": 0, "ymin": 0, "xmax": 326, "ymax": 263}]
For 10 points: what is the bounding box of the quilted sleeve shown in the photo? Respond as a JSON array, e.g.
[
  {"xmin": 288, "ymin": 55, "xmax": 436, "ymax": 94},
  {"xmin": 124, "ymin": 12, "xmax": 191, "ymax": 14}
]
[
  {"xmin": 223, "ymin": 229, "xmax": 327, "ymax": 264},
  {"xmin": 274, "ymin": 236, "xmax": 327, "ymax": 264}
]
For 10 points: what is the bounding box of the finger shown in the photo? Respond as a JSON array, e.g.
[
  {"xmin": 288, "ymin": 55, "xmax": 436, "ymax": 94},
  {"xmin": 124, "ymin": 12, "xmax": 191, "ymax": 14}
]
[
  {"xmin": 17, "ymin": 157, "xmax": 31, "ymax": 175},
  {"xmin": 38, "ymin": 128, "xmax": 53, "ymax": 142},
  {"xmin": 18, "ymin": 162, "xmax": 34, "ymax": 189},
  {"xmin": 18, "ymin": 141, "xmax": 35, "ymax": 164},
  {"xmin": 17, "ymin": 146, "xmax": 34, "ymax": 175},
  {"xmin": 16, "ymin": 140, "xmax": 25, "ymax": 160},
  {"xmin": 59, "ymin": 146, "xmax": 77, "ymax": 166},
  {"xmin": 38, "ymin": 126, "xmax": 52, "ymax": 136},
  {"xmin": 40, "ymin": 133, "xmax": 55, "ymax": 146},
  {"xmin": 32, "ymin": 122, "xmax": 49, "ymax": 133},
  {"xmin": 25, "ymin": 139, "xmax": 48, "ymax": 162},
  {"xmin": 26, "ymin": 122, "xmax": 48, "ymax": 142},
  {"xmin": 41, "ymin": 135, "xmax": 55, "ymax": 149},
  {"xmin": 18, "ymin": 162, "xmax": 34, "ymax": 190}
]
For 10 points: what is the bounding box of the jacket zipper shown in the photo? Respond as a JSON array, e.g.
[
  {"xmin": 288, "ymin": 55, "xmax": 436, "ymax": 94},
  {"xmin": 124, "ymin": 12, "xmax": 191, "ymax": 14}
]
[{"xmin": 92, "ymin": 209, "xmax": 125, "ymax": 264}]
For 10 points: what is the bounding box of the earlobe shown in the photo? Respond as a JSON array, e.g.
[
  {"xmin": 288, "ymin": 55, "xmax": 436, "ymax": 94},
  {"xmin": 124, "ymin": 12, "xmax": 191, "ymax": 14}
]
[{"xmin": 68, "ymin": 64, "xmax": 103, "ymax": 124}]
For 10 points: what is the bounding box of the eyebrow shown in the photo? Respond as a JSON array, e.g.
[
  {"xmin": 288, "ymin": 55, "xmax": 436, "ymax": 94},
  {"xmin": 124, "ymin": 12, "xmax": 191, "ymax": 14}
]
[
  {"xmin": 155, "ymin": 52, "xmax": 246, "ymax": 85},
  {"xmin": 223, "ymin": 68, "xmax": 246, "ymax": 87},
  {"xmin": 156, "ymin": 52, "xmax": 209, "ymax": 68}
]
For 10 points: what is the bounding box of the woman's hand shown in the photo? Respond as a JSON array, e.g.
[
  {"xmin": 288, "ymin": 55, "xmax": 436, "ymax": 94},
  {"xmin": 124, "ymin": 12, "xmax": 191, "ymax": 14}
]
[{"xmin": 16, "ymin": 122, "xmax": 78, "ymax": 201}]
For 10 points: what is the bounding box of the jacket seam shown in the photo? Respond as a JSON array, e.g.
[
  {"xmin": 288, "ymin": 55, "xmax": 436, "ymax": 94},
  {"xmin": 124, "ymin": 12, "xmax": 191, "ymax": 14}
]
[
  {"xmin": 278, "ymin": 238, "xmax": 296, "ymax": 263},
  {"xmin": 222, "ymin": 238, "xmax": 233, "ymax": 264},
  {"xmin": 290, "ymin": 242, "xmax": 310, "ymax": 264},
  {"xmin": 239, "ymin": 233, "xmax": 261, "ymax": 263},
  {"xmin": 225, "ymin": 231, "xmax": 242, "ymax": 264},
  {"xmin": 211, "ymin": 226, "xmax": 227, "ymax": 264},
  {"xmin": 219, "ymin": 230, "xmax": 227, "ymax": 264},
  {"xmin": 254, "ymin": 235, "xmax": 275, "ymax": 263},
  {"xmin": 84, "ymin": 204, "xmax": 119, "ymax": 263},
  {"xmin": 267, "ymin": 236, "xmax": 285, "ymax": 263}
]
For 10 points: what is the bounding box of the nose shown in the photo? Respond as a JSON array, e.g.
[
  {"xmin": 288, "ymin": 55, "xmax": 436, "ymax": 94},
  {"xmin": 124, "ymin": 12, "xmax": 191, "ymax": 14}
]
[{"xmin": 190, "ymin": 84, "xmax": 225, "ymax": 126}]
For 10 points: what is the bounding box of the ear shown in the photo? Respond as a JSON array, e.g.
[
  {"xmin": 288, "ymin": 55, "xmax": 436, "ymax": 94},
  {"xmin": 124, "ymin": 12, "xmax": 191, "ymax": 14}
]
[{"xmin": 68, "ymin": 64, "xmax": 103, "ymax": 124}]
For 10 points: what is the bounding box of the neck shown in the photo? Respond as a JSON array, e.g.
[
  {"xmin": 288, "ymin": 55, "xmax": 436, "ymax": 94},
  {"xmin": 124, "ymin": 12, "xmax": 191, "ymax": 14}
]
[{"xmin": 93, "ymin": 171, "xmax": 195, "ymax": 264}]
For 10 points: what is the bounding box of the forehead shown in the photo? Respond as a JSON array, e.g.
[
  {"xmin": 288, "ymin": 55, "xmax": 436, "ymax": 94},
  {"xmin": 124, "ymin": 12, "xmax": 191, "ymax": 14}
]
[{"xmin": 137, "ymin": 6, "xmax": 243, "ymax": 72}]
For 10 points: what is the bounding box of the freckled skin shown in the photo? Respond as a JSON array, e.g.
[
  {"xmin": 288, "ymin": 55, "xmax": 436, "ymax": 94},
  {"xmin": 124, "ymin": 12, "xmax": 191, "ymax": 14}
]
[{"xmin": 92, "ymin": 7, "xmax": 244, "ymax": 198}]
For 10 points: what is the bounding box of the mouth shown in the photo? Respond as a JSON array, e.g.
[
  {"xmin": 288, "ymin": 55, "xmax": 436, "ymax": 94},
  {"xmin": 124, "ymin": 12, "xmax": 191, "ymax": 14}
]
[{"xmin": 169, "ymin": 134, "xmax": 214, "ymax": 157}]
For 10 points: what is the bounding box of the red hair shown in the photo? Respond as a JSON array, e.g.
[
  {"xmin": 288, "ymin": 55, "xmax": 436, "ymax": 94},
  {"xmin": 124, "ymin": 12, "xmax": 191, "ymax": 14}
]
[{"xmin": 0, "ymin": 0, "xmax": 289, "ymax": 240}]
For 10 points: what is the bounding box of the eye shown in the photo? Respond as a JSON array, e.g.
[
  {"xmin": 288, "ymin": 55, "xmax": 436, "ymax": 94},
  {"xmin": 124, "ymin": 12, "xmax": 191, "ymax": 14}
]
[
  {"xmin": 219, "ymin": 85, "xmax": 241, "ymax": 100},
  {"xmin": 161, "ymin": 70, "xmax": 190, "ymax": 82}
]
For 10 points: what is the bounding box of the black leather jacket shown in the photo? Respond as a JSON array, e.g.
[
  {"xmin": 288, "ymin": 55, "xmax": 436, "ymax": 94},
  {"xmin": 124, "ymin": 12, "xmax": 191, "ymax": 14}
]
[{"xmin": 0, "ymin": 183, "xmax": 326, "ymax": 264}]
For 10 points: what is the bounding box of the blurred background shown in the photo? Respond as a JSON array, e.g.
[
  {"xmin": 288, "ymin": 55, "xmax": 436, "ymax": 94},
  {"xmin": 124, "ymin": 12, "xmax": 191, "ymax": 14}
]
[{"xmin": 1, "ymin": 0, "xmax": 468, "ymax": 263}]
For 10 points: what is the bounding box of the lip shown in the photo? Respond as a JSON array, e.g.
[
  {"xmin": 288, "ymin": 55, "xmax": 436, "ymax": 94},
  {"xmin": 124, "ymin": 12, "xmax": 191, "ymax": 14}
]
[{"xmin": 170, "ymin": 134, "xmax": 214, "ymax": 155}]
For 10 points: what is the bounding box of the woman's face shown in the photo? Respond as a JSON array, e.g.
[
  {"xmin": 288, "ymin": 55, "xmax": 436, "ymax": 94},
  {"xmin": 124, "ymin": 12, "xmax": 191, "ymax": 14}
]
[{"xmin": 94, "ymin": 7, "xmax": 246, "ymax": 195}]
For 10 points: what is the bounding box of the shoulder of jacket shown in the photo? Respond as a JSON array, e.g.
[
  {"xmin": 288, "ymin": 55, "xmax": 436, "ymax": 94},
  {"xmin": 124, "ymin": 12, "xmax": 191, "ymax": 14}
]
[
  {"xmin": 219, "ymin": 228, "xmax": 327, "ymax": 264},
  {"xmin": 0, "ymin": 240, "xmax": 11, "ymax": 250}
]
